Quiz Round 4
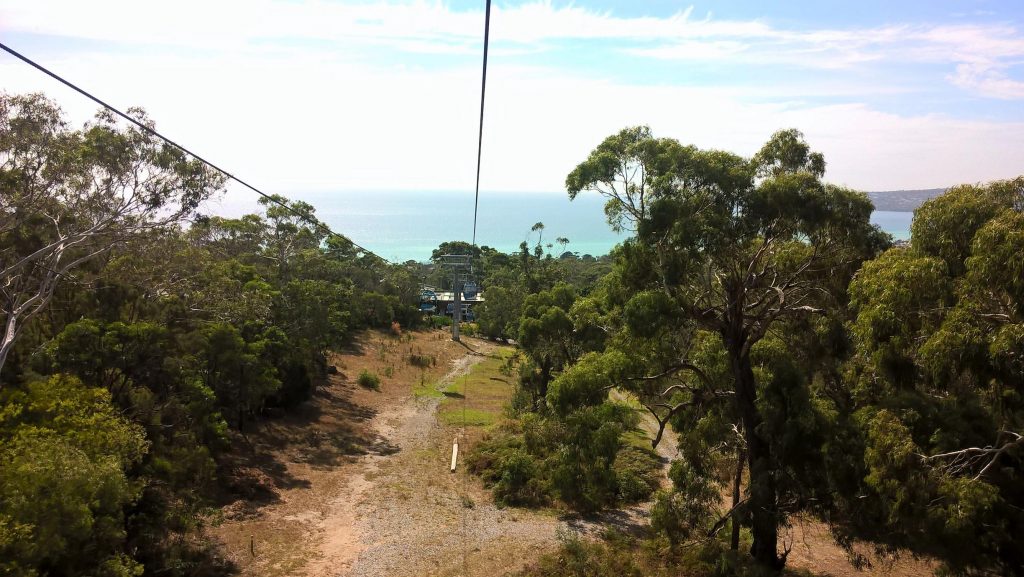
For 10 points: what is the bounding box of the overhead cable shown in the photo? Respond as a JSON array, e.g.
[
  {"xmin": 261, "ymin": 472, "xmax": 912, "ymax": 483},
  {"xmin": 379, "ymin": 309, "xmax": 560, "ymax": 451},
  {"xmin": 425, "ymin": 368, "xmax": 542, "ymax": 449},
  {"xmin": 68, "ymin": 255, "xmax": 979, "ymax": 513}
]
[
  {"xmin": 470, "ymin": 0, "xmax": 492, "ymax": 246},
  {"xmin": 0, "ymin": 41, "xmax": 390, "ymax": 265}
]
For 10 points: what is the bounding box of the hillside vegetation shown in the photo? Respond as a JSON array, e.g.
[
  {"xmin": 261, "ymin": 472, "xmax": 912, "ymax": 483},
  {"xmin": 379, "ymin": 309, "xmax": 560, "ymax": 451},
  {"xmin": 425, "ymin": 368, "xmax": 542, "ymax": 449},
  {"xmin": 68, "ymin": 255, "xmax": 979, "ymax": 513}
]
[{"xmin": 1, "ymin": 93, "xmax": 1022, "ymax": 577}]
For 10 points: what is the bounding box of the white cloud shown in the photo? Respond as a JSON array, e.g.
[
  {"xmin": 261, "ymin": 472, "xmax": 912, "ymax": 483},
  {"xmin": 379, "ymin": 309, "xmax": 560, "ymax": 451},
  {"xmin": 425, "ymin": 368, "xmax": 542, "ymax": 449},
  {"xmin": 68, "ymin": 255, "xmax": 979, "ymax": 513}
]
[
  {"xmin": 0, "ymin": 0, "xmax": 1022, "ymax": 200},
  {"xmin": 4, "ymin": 1, "xmax": 1024, "ymax": 90},
  {"xmin": 949, "ymin": 61, "xmax": 1024, "ymax": 99}
]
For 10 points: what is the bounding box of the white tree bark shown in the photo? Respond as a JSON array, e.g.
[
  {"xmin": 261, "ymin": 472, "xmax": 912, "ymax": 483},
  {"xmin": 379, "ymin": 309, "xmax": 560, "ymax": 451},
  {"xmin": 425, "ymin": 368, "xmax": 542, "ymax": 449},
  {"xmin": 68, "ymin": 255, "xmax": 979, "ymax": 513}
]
[{"xmin": 0, "ymin": 93, "xmax": 225, "ymax": 378}]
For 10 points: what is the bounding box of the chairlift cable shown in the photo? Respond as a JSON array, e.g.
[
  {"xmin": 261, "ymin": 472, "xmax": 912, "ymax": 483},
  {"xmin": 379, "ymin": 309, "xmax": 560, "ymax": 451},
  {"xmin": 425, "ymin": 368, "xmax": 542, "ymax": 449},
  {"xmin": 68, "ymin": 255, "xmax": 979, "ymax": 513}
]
[
  {"xmin": 0, "ymin": 41, "xmax": 391, "ymax": 265},
  {"xmin": 462, "ymin": 3, "xmax": 492, "ymax": 575},
  {"xmin": 470, "ymin": 0, "xmax": 492, "ymax": 248}
]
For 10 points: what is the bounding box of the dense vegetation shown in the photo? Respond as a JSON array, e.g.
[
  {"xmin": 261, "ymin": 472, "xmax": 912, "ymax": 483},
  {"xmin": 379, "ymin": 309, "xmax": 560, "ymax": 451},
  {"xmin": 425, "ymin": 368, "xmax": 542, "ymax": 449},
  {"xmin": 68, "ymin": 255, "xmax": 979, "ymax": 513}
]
[
  {"xmin": 467, "ymin": 126, "xmax": 1024, "ymax": 576},
  {"xmin": 0, "ymin": 93, "xmax": 420, "ymax": 576},
  {"xmin": 2, "ymin": 89, "xmax": 1022, "ymax": 577}
]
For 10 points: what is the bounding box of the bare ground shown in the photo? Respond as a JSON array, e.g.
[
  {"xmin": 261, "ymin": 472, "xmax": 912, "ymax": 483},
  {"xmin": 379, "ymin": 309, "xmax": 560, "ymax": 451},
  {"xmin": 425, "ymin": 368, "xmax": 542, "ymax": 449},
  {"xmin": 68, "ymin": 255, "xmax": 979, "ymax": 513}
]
[
  {"xmin": 211, "ymin": 328, "xmax": 936, "ymax": 577},
  {"xmin": 210, "ymin": 331, "xmax": 565, "ymax": 577}
]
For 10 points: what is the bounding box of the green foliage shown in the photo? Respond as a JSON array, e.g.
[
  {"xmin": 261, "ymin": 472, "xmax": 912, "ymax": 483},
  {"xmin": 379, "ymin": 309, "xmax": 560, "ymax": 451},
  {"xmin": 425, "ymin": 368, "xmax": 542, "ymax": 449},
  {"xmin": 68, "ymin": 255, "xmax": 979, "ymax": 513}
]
[
  {"xmin": 0, "ymin": 93, "xmax": 226, "ymax": 375},
  {"xmin": 547, "ymin": 352, "xmax": 618, "ymax": 416},
  {"xmin": 612, "ymin": 437, "xmax": 661, "ymax": 503},
  {"xmin": 357, "ymin": 370, "xmax": 381, "ymax": 390},
  {"xmin": 492, "ymin": 448, "xmax": 546, "ymax": 507},
  {"xmin": 469, "ymin": 401, "xmax": 658, "ymax": 512},
  {"xmin": 0, "ymin": 375, "xmax": 147, "ymax": 577},
  {"xmin": 0, "ymin": 92, "xmax": 422, "ymax": 577},
  {"xmin": 566, "ymin": 125, "xmax": 886, "ymax": 570},
  {"xmin": 910, "ymin": 178, "xmax": 1022, "ymax": 275},
  {"xmin": 475, "ymin": 285, "xmax": 520, "ymax": 340},
  {"xmin": 428, "ymin": 314, "xmax": 452, "ymax": 329},
  {"xmin": 651, "ymin": 454, "xmax": 725, "ymax": 545},
  {"xmin": 841, "ymin": 178, "xmax": 1024, "ymax": 575},
  {"xmin": 516, "ymin": 530, "xmax": 767, "ymax": 577}
]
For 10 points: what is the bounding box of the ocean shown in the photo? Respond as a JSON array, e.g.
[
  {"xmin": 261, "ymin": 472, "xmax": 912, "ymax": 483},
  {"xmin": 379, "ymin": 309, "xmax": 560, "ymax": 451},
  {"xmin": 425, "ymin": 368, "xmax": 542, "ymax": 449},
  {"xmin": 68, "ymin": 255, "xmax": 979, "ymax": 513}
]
[{"xmin": 294, "ymin": 191, "xmax": 913, "ymax": 263}]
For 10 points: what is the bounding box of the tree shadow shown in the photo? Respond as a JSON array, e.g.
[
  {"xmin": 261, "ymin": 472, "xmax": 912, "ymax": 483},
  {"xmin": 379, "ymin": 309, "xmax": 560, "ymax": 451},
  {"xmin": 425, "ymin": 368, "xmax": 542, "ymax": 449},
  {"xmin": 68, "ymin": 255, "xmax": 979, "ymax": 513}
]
[
  {"xmin": 216, "ymin": 372, "xmax": 399, "ymax": 512},
  {"xmin": 559, "ymin": 505, "xmax": 652, "ymax": 539}
]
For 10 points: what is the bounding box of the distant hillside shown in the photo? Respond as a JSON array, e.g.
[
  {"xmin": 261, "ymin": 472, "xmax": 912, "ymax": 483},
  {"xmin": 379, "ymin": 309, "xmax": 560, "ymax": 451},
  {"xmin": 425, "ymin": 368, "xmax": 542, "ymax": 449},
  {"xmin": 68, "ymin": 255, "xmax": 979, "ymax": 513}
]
[{"xmin": 867, "ymin": 188, "xmax": 945, "ymax": 212}]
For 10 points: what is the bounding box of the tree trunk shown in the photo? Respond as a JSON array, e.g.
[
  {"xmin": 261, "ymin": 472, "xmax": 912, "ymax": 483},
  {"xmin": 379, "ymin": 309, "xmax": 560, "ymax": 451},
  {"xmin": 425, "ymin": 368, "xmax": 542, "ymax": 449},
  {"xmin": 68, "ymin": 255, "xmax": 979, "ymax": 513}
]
[
  {"xmin": 731, "ymin": 445, "xmax": 746, "ymax": 551},
  {"xmin": 0, "ymin": 343, "xmax": 11, "ymax": 380},
  {"xmin": 729, "ymin": 347, "xmax": 783, "ymax": 571},
  {"xmin": 538, "ymin": 360, "xmax": 551, "ymax": 402},
  {"xmin": 0, "ymin": 306, "xmax": 17, "ymax": 378}
]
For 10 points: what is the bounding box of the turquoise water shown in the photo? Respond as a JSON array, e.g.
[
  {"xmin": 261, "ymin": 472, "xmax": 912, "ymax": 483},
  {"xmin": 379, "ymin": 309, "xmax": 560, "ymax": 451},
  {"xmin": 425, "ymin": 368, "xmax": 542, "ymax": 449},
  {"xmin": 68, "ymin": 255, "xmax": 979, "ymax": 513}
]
[
  {"xmin": 301, "ymin": 191, "xmax": 913, "ymax": 263},
  {"xmin": 871, "ymin": 210, "xmax": 913, "ymax": 241}
]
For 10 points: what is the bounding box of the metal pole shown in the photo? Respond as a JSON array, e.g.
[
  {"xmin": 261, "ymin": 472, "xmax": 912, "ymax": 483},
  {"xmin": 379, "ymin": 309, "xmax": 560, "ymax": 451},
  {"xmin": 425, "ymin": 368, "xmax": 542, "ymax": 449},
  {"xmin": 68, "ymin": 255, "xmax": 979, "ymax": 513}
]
[{"xmin": 452, "ymin": 275, "xmax": 462, "ymax": 342}]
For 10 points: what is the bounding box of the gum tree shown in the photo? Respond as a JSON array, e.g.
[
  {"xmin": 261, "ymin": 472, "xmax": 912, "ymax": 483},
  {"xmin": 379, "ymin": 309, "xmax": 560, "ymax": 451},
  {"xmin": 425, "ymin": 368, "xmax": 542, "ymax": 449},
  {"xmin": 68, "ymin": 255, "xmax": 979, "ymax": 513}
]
[
  {"xmin": 844, "ymin": 178, "xmax": 1024, "ymax": 575},
  {"xmin": 0, "ymin": 93, "xmax": 224, "ymax": 375},
  {"xmin": 568, "ymin": 127, "xmax": 885, "ymax": 570}
]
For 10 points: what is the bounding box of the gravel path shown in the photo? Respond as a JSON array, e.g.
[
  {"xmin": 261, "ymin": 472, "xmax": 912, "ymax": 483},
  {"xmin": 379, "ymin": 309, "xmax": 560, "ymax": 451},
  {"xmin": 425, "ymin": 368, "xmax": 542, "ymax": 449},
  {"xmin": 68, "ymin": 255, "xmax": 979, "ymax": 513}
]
[
  {"xmin": 313, "ymin": 345, "xmax": 565, "ymax": 577},
  {"xmin": 215, "ymin": 336, "xmax": 675, "ymax": 577},
  {"xmin": 335, "ymin": 363, "xmax": 686, "ymax": 577}
]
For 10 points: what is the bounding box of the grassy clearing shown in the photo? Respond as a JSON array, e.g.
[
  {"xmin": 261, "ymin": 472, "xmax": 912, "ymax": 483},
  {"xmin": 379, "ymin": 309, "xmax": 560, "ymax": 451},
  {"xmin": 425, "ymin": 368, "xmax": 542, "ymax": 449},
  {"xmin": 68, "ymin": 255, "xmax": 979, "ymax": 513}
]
[
  {"xmin": 412, "ymin": 381, "xmax": 444, "ymax": 398},
  {"xmin": 621, "ymin": 429, "xmax": 656, "ymax": 452},
  {"xmin": 438, "ymin": 348, "xmax": 514, "ymax": 435},
  {"xmin": 440, "ymin": 408, "xmax": 497, "ymax": 427}
]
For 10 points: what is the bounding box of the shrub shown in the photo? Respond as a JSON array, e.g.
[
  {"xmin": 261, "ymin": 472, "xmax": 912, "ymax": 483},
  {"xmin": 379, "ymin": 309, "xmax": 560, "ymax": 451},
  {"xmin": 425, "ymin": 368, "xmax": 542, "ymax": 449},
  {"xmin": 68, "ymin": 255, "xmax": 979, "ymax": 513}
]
[
  {"xmin": 651, "ymin": 460, "xmax": 722, "ymax": 545},
  {"xmin": 617, "ymin": 470, "xmax": 653, "ymax": 503},
  {"xmin": 516, "ymin": 531, "xmax": 761, "ymax": 577},
  {"xmin": 468, "ymin": 434, "xmax": 548, "ymax": 507},
  {"xmin": 493, "ymin": 449, "xmax": 546, "ymax": 507},
  {"xmin": 357, "ymin": 370, "xmax": 380, "ymax": 390},
  {"xmin": 408, "ymin": 354, "xmax": 434, "ymax": 368},
  {"xmin": 613, "ymin": 443, "xmax": 661, "ymax": 503},
  {"xmin": 429, "ymin": 315, "xmax": 452, "ymax": 329},
  {"xmin": 466, "ymin": 433, "xmax": 523, "ymax": 484},
  {"xmin": 469, "ymin": 407, "xmax": 656, "ymax": 512}
]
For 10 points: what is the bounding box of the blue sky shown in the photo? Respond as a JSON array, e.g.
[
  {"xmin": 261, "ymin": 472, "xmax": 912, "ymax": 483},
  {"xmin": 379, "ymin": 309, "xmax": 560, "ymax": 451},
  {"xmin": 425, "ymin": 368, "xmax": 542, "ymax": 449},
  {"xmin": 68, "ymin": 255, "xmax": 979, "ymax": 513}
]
[{"xmin": 2, "ymin": 0, "xmax": 1023, "ymax": 204}]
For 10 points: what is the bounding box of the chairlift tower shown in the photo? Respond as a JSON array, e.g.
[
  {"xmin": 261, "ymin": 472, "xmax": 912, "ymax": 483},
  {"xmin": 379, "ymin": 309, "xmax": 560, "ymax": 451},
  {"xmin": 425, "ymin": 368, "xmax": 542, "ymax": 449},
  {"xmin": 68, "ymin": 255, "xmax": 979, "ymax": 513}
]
[{"xmin": 439, "ymin": 254, "xmax": 473, "ymax": 342}]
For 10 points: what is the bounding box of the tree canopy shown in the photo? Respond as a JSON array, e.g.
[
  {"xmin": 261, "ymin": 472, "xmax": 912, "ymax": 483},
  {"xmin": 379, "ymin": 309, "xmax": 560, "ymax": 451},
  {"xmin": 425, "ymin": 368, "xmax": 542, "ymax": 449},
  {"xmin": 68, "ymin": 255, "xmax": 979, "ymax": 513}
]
[{"xmin": 564, "ymin": 126, "xmax": 886, "ymax": 569}]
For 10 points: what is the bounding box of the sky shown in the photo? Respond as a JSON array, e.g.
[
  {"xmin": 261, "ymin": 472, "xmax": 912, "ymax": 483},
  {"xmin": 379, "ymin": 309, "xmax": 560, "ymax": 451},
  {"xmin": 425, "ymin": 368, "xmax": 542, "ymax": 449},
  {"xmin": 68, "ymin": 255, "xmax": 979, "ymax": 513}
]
[{"xmin": 2, "ymin": 0, "xmax": 1024, "ymax": 208}]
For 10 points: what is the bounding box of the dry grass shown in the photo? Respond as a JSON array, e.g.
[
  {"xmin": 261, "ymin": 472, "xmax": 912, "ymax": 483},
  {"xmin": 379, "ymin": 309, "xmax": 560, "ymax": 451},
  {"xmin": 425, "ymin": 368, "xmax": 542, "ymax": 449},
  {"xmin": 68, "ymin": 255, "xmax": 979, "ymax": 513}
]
[
  {"xmin": 208, "ymin": 328, "xmax": 475, "ymax": 576},
  {"xmin": 208, "ymin": 330, "xmax": 933, "ymax": 577}
]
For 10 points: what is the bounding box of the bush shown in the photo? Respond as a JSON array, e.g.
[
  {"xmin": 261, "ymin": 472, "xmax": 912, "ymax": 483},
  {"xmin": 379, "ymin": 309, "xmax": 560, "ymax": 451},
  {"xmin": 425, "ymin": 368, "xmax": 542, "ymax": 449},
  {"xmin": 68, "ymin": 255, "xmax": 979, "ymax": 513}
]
[
  {"xmin": 469, "ymin": 406, "xmax": 657, "ymax": 512},
  {"xmin": 613, "ymin": 443, "xmax": 661, "ymax": 503},
  {"xmin": 467, "ymin": 433, "xmax": 523, "ymax": 484},
  {"xmin": 408, "ymin": 354, "xmax": 435, "ymax": 368},
  {"xmin": 518, "ymin": 530, "xmax": 644, "ymax": 577},
  {"xmin": 651, "ymin": 460, "xmax": 722, "ymax": 545},
  {"xmin": 357, "ymin": 370, "xmax": 380, "ymax": 390},
  {"xmin": 428, "ymin": 315, "xmax": 452, "ymax": 329},
  {"xmin": 493, "ymin": 449, "xmax": 546, "ymax": 507},
  {"xmin": 516, "ymin": 531, "xmax": 759, "ymax": 577}
]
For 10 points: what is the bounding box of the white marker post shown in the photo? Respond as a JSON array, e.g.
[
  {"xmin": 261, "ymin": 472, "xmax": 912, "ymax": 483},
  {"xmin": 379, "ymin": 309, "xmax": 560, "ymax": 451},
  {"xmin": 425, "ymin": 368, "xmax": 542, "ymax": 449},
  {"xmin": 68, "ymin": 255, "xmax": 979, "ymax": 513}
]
[{"xmin": 450, "ymin": 437, "xmax": 459, "ymax": 472}]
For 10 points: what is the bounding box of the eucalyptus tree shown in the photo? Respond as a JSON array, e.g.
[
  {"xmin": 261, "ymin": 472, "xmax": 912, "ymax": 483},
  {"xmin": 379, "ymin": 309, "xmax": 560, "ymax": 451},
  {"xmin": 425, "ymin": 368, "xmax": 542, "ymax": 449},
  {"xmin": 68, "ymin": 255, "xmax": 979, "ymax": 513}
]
[
  {"xmin": 0, "ymin": 93, "xmax": 224, "ymax": 375},
  {"xmin": 568, "ymin": 127, "xmax": 885, "ymax": 570},
  {"xmin": 845, "ymin": 178, "xmax": 1024, "ymax": 575}
]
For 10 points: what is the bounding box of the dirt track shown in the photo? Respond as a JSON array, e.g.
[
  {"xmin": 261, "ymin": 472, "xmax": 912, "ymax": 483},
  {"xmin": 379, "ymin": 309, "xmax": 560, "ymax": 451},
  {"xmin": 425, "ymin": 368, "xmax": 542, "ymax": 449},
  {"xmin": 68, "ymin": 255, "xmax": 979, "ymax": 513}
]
[
  {"xmin": 212, "ymin": 332, "xmax": 570, "ymax": 577},
  {"xmin": 211, "ymin": 329, "xmax": 936, "ymax": 577}
]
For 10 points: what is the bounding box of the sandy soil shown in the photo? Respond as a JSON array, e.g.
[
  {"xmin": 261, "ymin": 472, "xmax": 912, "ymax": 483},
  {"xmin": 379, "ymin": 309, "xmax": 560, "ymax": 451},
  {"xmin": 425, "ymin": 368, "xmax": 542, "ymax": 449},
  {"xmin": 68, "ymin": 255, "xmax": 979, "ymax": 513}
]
[
  {"xmin": 210, "ymin": 328, "xmax": 936, "ymax": 577},
  {"xmin": 211, "ymin": 330, "xmax": 566, "ymax": 577}
]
